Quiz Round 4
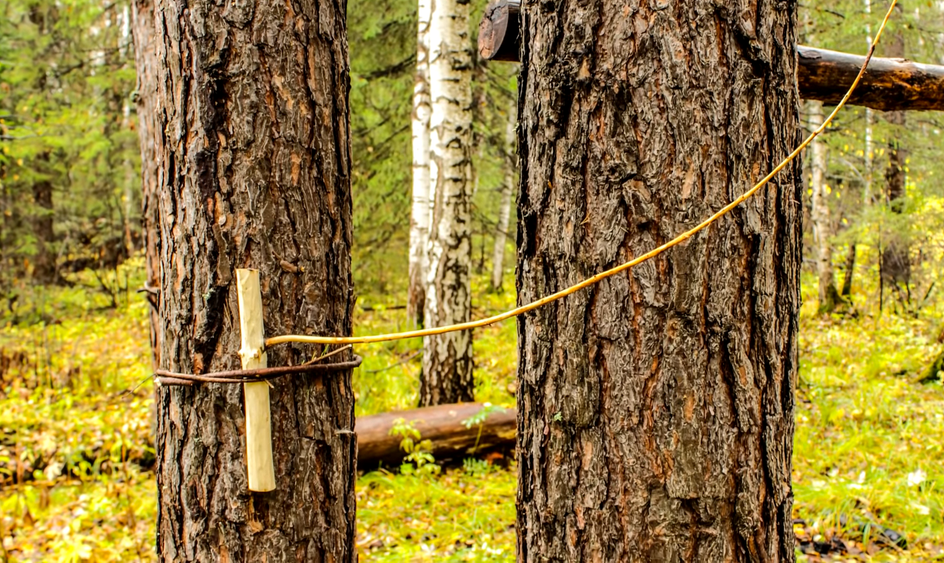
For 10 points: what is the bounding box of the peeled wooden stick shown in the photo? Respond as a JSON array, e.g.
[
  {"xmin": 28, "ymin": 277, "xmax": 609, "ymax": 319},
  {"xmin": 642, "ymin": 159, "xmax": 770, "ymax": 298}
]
[{"xmin": 236, "ymin": 269, "xmax": 275, "ymax": 492}]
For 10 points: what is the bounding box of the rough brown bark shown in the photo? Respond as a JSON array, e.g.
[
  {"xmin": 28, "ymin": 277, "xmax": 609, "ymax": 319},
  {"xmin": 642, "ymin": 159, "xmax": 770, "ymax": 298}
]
[
  {"xmin": 516, "ymin": 1, "xmax": 800, "ymax": 561},
  {"xmin": 356, "ymin": 402, "xmax": 515, "ymax": 466},
  {"xmin": 132, "ymin": 0, "xmax": 357, "ymax": 559}
]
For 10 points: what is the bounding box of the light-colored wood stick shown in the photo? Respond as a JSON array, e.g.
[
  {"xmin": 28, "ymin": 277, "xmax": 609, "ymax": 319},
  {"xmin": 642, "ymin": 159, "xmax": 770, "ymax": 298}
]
[{"xmin": 236, "ymin": 269, "xmax": 276, "ymax": 492}]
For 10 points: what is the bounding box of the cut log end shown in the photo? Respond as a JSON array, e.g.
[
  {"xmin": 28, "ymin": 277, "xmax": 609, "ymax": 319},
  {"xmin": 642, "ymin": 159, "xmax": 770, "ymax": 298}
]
[{"xmin": 478, "ymin": 0, "xmax": 520, "ymax": 63}]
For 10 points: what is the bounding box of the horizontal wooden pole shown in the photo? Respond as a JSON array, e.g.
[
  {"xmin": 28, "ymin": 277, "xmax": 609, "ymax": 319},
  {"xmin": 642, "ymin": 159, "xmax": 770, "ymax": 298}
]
[
  {"xmin": 479, "ymin": 0, "xmax": 944, "ymax": 112},
  {"xmin": 797, "ymin": 46, "xmax": 944, "ymax": 112},
  {"xmin": 355, "ymin": 403, "xmax": 516, "ymax": 467}
]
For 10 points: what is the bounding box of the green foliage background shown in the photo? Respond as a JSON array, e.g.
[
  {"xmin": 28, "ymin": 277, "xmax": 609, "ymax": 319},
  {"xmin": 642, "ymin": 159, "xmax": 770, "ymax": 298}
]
[{"xmin": 3, "ymin": 0, "xmax": 944, "ymax": 561}]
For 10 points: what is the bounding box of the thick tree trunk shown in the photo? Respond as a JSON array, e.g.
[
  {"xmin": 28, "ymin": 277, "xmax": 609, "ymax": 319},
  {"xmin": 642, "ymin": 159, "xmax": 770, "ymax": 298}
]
[
  {"xmin": 133, "ymin": 0, "xmax": 357, "ymax": 559},
  {"xmin": 491, "ymin": 100, "xmax": 516, "ymax": 292},
  {"xmin": 808, "ymin": 101, "xmax": 839, "ymax": 313},
  {"xmin": 516, "ymin": 1, "xmax": 801, "ymax": 561},
  {"xmin": 420, "ymin": 0, "xmax": 474, "ymax": 407},
  {"xmin": 408, "ymin": 0, "xmax": 432, "ymax": 328}
]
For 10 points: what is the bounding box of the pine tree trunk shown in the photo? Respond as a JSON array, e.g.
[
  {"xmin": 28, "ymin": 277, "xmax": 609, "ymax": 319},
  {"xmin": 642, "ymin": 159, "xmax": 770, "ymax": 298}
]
[
  {"xmin": 491, "ymin": 99, "xmax": 516, "ymax": 293},
  {"xmin": 420, "ymin": 0, "xmax": 474, "ymax": 406},
  {"xmin": 408, "ymin": 0, "xmax": 432, "ymax": 327},
  {"xmin": 808, "ymin": 101, "xmax": 839, "ymax": 312},
  {"xmin": 132, "ymin": 0, "xmax": 357, "ymax": 559},
  {"xmin": 516, "ymin": 1, "xmax": 801, "ymax": 560}
]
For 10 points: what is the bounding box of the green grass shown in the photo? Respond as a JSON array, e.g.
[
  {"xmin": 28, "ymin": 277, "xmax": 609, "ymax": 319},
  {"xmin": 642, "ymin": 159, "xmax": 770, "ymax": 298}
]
[{"xmin": 2, "ymin": 262, "xmax": 944, "ymax": 561}]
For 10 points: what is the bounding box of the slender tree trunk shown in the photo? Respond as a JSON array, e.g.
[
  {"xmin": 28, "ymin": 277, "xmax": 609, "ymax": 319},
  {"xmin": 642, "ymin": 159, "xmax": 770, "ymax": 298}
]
[
  {"xmin": 841, "ymin": 243, "xmax": 856, "ymax": 297},
  {"xmin": 408, "ymin": 0, "xmax": 432, "ymax": 327},
  {"xmin": 491, "ymin": 99, "xmax": 516, "ymax": 293},
  {"xmin": 420, "ymin": 0, "xmax": 474, "ymax": 406},
  {"xmin": 516, "ymin": 1, "xmax": 801, "ymax": 560},
  {"xmin": 880, "ymin": 27, "xmax": 911, "ymax": 306},
  {"xmin": 843, "ymin": 0, "xmax": 874, "ymax": 301},
  {"xmin": 132, "ymin": 0, "xmax": 161, "ymax": 368},
  {"xmin": 31, "ymin": 154, "xmax": 55, "ymax": 284},
  {"xmin": 120, "ymin": 5, "xmax": 137, "ymax": 258},
  {"xmin": 808, "ymin": 101, "xmax": 839, "ymax": 312},
  {"xmin": 133, "ymin": 0, "xmax": 357, "ymax": 559}
]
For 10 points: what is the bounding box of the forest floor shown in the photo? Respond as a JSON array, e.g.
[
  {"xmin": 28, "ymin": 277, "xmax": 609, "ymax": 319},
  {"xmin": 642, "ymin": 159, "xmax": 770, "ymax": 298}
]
[{"xmin": 1, "ymin": 259, "xmax": 943, "ymax": 562}]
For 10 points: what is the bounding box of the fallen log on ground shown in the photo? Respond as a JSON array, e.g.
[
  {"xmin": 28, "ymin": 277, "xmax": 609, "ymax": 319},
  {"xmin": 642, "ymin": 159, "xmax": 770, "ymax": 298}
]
[
  {"xmin": 479, "ymin": 0, "xmax": 944, "ymax": 112},
  {"xmin": 356, "ymin": 402, "xmax": 516, "ymax": 467}
]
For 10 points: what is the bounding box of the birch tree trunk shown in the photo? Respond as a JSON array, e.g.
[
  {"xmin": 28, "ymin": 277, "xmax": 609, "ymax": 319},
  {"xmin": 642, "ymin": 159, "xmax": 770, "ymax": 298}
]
[
  {"xmin": 408, "ymin": 0, "xmax": 432, "ymax": 327},
  {"xmin": 420, "ymin": 0, "xmax": 474, "ymax": 406},
  {"xmin": 132, "ymin": 0, "xmax": 357, "ymax": 559},
  {"xmin": 808, "ymin": 101, "xmax": 839, "ymax": 312},
  {"xmin": 491, "ymin": 99, "xmax": 516, "ymax": 293},
  {"xmin": 516, "ymin": 1, "xmax": 801, "ymax": 560}
]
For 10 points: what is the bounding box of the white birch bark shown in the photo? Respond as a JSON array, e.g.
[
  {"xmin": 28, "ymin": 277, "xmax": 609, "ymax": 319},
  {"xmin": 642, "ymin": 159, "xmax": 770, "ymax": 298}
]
[
  {"xmin": 491, "ymin": 101, "xmax": 516, "ymax": 292},
  {"xmin": 420, "ymin": 0, "xmax": 474, "ymax": 406},
  {"xmin": 809, "ymin": 101, "xmax": 835, "ymax": 309},
  {"xmin": 407, "ymin": 0, "xmax": 432, "ymax": 326}
]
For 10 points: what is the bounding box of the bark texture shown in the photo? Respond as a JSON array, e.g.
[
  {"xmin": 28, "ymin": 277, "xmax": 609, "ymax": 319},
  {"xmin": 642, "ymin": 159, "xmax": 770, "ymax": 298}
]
[
  {"xmin": 408, "ymin": 0, "xmax": 432, "ymax": 327},
  {"xmin": 133, "ymin": 0, "xmax": 357, "ymax": 559},
  {"xmin": 516, "ymin": 1, "xmax": 801, "ymax": 561},
  {"xmin": 421, "ymin": 0, "xmax": 474, "ymax": 406},
  {"xmin": 808, "ymin": 101, "xmax": 839, "ymax": 313},
  {"xmin": 491, "ymin": 99, "xmax": 517, "ymax": 292}
]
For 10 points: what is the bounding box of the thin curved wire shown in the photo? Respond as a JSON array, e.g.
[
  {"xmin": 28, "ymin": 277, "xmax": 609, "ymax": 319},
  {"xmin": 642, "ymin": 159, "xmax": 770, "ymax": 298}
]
[{"xmin": 266, "ymin": 1, "xmax": 898, "ymax": 349}]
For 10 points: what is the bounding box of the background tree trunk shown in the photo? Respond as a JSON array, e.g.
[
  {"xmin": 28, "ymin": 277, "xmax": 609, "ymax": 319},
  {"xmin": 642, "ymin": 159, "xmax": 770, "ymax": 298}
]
[
  {"xmin": 880, "ymin": 27, "xmax": 912, "ymax": 308},
  {"xmin": 491, "ymin": 98, "xmax": 516, "ymax": 293},
  {"xmin": 408, "ymin": 0, "xmax": 432, "ymax": 327},
  {"xmin": 30, "ymin": 162, "xmax": 55, "ymax": 284},
  {"xmin": 516, "ymin": 1, "xmax": 801, "ymax": 560},
  {"xmin": 131, "ymin": 0, "xmax": 161, "ymax": 368},
  {"xmin": 808, "ymin": 101, "xmax": 839, "ymax": 312},
  {"xmin": 133, "ymin": 0, "xmax": 357, "ymax": 559},
  {"xmin": 420, "ymin": 0, "xmax": 474, "ymax": 406}
]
